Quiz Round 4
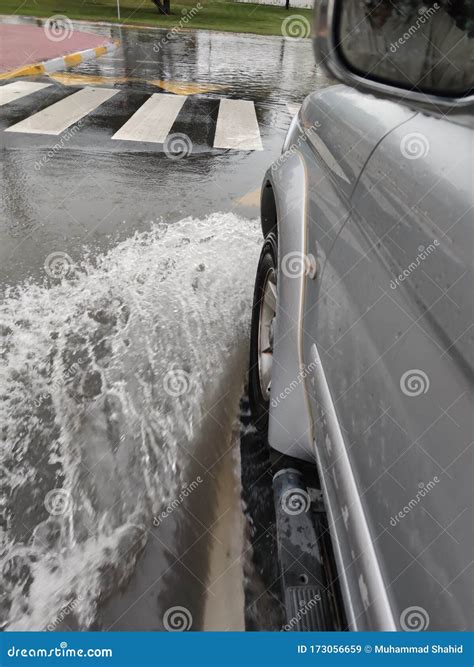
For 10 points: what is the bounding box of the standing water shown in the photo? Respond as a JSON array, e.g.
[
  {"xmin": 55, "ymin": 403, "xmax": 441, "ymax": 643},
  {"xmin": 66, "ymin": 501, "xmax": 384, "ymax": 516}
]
[{"xmin": 0, "ymin": 213, "xmax": 262, "ymax": 630}]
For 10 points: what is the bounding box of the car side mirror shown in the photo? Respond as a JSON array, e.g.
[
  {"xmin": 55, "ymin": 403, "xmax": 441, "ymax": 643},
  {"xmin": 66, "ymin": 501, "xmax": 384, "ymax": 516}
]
[{"xmin": 314, "ymin": 0, "xmax": 474, "ymax": 108}]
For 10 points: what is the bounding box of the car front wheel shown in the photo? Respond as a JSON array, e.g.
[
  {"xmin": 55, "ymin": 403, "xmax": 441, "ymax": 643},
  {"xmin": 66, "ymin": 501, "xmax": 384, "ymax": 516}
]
[{"xmin": 249, "ymin": 232, "xmax": 278, "ymax": 433}]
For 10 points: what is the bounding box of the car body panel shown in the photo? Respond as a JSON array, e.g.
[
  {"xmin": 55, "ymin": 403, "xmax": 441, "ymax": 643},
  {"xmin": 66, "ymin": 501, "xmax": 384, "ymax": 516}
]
[
  {"xmin": 328, "ymin": 112, "xmax": 473, "ymax": 630},
  {"xmin": 263, "ymin": 84, "xmax": 473, "ymax": 630},
  {"xmin": 308, "ymin": 341, "xmax": 396, "ymax": 630},
  {"xmin": 299, "ymin": 84, "xmax": 416, "ymax": 201},
  {"xmin": 264, "ymin": 86, "xmax": 416, "ymax": 464},
  {"xmin": 287, "ymin": 86, "xmax": 417, "ymax": 263},
  {"xmin": 264, "ymin": 154, "xmax": 315, "ymax": 462}
]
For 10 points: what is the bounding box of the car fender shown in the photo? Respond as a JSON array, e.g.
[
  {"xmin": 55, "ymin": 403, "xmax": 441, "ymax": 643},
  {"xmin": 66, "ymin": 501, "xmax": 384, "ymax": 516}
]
[{"xmin": 261, "ymin": 153, "xmax": 315, "ymax": 462}]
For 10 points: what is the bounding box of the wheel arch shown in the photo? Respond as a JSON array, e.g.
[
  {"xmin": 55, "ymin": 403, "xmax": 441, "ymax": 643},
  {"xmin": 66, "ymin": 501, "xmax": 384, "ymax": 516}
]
[
  {"xmin": 261, "ymin": 179, "xmax": 278, "ymax": 239},
  {"xmin": 260, "ymin": 157, "xmax": 314, "ymax": 463}
]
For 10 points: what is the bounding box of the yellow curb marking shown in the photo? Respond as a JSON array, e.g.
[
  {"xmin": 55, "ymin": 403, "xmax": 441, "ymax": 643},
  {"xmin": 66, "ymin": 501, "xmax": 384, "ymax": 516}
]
[
  {"xmin": 48, "ymin": 72, "xmax": 228, "ymax": 96},
  {"xmin": 234, "ymin": 188, "xmax": 261, "ymax": 208},
  {"xmin": 151, "ymin": 80, "xmax": 228, "ymax": 95},
  {"xmin": 64, "ymin": 53, "xmax": 83, "ymax": 68},
  {"xmin": 0, "ymin": 41, "xmax": 119, "ymax": 81},
  {"xmin": 0, "ymin": 63, "xmax": 45, "ymax": 80},
  {"xmin": 50, "ymin": 72, "xmax": 128, "ymax": 86}
]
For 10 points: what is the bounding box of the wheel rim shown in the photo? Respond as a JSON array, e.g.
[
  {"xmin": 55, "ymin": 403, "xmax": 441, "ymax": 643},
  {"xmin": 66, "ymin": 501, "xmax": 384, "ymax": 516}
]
[{"xmin": 258, "ymin": 267, "xmax": 277, "ymax": 401}]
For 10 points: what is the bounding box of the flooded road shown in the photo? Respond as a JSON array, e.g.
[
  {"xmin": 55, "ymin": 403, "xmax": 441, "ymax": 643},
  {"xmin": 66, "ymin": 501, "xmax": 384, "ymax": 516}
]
[
  {"xmin": 0, "ymin": 20, "xmax": 330, "ymax": 286},
  {"xmin": 1, "ymin": 215, "xmax": 260, "ymax": 630},
  {"xmin": 0, "ymin": 19, "xmax": 330, "ymax": 631}
]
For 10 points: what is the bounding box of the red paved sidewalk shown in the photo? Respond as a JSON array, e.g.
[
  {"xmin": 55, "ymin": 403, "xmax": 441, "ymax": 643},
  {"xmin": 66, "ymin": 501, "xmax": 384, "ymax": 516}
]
[{"xmin": 0, "ymin": 23, "xmax": 113, "ymax": 73}]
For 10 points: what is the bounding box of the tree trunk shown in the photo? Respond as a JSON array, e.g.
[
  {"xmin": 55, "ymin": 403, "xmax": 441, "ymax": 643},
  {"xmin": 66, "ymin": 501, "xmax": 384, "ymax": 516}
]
[
  {"xmin": 152, "ymin": 0, "xmax": 170, "ymax": 15},
  {"xmin": 285, "ymin": 0, "xmax": 290, "ymax": 9}
]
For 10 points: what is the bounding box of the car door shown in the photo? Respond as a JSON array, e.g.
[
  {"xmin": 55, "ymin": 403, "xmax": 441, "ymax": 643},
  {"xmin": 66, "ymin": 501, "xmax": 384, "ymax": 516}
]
[{"xmin": 303, "ymin": 104, "xmax": 473, "ymax": 630}]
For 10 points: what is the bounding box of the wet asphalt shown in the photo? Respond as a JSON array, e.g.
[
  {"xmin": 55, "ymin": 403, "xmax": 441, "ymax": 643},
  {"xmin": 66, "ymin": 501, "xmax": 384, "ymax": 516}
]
[
  {"xmin": 0, "ymin": 20, "xmax": 331, "ymax": 631},
  {"xmin": 1, "ymin": 20, "xmax": 329, "ymax": 287}
]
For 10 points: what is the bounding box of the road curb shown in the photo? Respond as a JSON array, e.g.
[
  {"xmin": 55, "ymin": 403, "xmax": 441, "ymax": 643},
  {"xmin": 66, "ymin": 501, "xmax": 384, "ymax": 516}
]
[{"xmin": 0, "ymin": 40, "xmax": 120, "ymax": 81}]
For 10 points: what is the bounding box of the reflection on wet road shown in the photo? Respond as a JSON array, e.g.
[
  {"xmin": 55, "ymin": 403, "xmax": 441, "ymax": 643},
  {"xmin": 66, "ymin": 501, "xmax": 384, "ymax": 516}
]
[
  {"xmin": 0, "ymin": 20, "xmax": 330, "ymax": 630},
  {"xmin": 0, "ymin": 21, "xmax": 329, "ymax": 284}
]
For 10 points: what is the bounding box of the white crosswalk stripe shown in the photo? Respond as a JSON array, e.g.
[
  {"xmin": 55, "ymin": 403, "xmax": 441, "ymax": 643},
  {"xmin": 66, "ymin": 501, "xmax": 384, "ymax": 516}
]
[
  {"xmin": 5, "ymin": 87, "xmax": 117, "ymax": 136},
  {"xmin": 112, "ymin": 93, "xmax": 187, "ymax": 144},
  {"xmin": 1, "ymin": 84, "xmax": 264, "ymax": 150},
  {"xmin": 214, "ymin": 99, "xmax": 263, "ymax": 151},
  {"xmin": 0, "ymin": 81, "xmax": 51, "ymax": 107}
]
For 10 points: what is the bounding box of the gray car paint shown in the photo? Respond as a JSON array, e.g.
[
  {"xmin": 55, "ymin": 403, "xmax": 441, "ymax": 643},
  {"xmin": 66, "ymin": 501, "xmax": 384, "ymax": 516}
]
[
  {"xmin": 263, "ymin": 87, "xmax": 416, "ymax": 461},
  {"xmin": 261, "ymin": 86, "xmax": 473, "ymax": 630},
  {"xmin": 264, "ymin": 154, "xmax": 315, "ymax": 463}
]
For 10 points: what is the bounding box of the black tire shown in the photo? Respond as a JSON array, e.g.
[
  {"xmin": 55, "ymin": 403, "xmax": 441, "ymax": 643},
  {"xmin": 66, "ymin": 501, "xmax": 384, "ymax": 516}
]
[{"xmin": 249, "ymin": 232, "xmax": 278, "ymax": 433}]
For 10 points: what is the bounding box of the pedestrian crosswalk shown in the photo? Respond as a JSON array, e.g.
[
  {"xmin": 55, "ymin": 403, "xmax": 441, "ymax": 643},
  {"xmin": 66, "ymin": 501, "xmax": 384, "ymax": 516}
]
[
  {"xmin": 214, "ymin": 99, "xmax": 263, "ymax": 152},
  {"xmin": 5, "ymin": 87, "xmax": 118, "ymax": 135},
  {"xmin": 0, "ymin": 81, "xmax": 51, "ymax": 107},
  {"xmin": 111, "ymin": 93, "xmax": 186, "ymax": 144},
  {"xmin": 0, "ymin": 80, "xmax": 264, "ymax": 151}
]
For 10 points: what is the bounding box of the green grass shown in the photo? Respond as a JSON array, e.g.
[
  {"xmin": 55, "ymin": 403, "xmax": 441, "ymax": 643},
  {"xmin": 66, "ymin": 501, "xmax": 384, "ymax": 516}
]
[{"xmin": 0, "ymin": 0, "xmax": 313, "ymax": 37}]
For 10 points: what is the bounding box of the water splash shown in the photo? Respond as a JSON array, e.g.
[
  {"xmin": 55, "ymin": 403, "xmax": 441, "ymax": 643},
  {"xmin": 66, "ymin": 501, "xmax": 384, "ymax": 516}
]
[{"xmin": 0, "ymin": 213, "xmax": 261, "ymax": 630}]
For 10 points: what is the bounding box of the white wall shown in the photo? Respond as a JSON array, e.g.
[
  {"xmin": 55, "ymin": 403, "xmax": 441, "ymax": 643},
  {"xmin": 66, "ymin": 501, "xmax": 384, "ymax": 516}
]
[{"xmin": 236, "ymin": 0, "xmax": 313, "ymax": 9}]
